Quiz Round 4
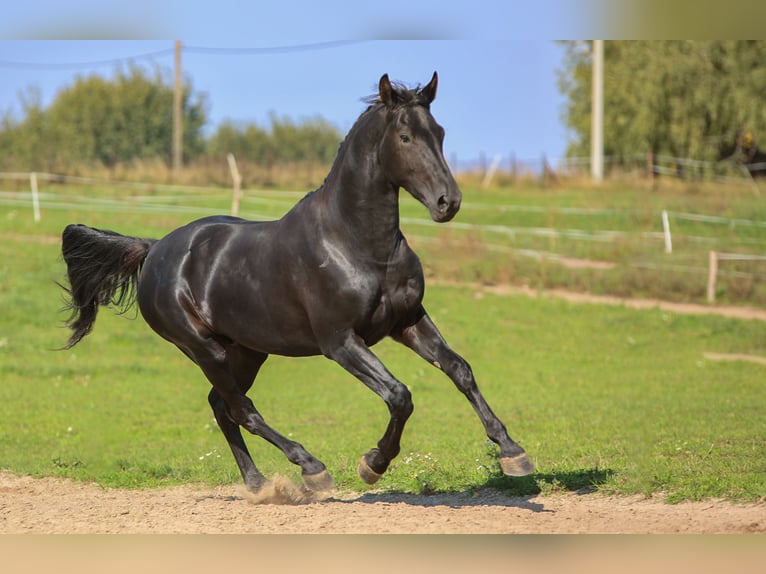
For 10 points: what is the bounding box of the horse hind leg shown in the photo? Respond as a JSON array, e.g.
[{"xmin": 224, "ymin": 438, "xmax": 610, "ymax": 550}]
[
  {"xmin": 198, "ymin": 344, "xmax": 336, "ymax": 495},
  {"xmin": 208, "ymin": 387, "xmax": 268, "ymax": 492},
  {"xmin": 146, "ymin": 289, "xmax": 335, "ymax": 497},
  {"xmin": 202, "ymin": 346, "xmax": 268, "ymax": 492},
  {"xmin": 229, "ymin": 393, "xmax": 336, "ymax": 494}
]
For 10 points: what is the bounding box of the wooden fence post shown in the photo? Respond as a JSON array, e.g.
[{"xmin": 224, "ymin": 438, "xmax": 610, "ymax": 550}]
[
  {"xmin": 509, "ymin": 152, "xmax": 517, "ymax": 184},
  {"xmin": 661, "ymin": 210, "xmax": 672, "ymax": 254},
  {"xmin": 707, "ymin": 250, "xmax": 718, "ymax": 303},
  {"xmin": 30, "ymin": 172, "xmax": 41, "ymax": 223},
  {"xmin": 227, "ymin": 153, "xmax": 242, "ymax": 217},
  {"xmin": 647, "ymin": 149, "xmax": 654, "ymax": 181},
  {"xmin": 481, "ymin": 154, "xmax": 502, "ymax": 189}
]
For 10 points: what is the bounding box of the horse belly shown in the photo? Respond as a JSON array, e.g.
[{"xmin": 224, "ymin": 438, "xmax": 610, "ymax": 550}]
[{"xmin": 204, "ymin": 275, "xmax": 322, "ymax": 357}]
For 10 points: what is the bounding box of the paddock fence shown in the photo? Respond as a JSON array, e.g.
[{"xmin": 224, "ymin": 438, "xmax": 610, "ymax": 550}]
[
  {"xmin": 455, "ymin": 151, "xmax": 765, "ymax": 192},
  {"xmin": 2, "ymin": 170, "xmax": 765, "ymax": 305}
]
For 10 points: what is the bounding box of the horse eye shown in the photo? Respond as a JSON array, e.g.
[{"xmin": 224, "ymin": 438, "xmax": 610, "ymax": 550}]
[{"xmin": 399, "ymin": 134, "xmax": 411, "ymax": 143}]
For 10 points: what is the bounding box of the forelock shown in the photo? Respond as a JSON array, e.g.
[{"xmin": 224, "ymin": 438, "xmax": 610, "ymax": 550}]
[{"xmin": 363, "ymin": 80, "xmax": 430, "ymax": 107}]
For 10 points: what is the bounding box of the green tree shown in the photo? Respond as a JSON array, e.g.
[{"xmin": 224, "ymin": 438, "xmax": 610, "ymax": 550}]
[
  {"xmin": 0, "ymin": 87, "xmax": 52, "ymax": 170},
  {"xmin": 0, "ymin": 65, "xmax": 207, "ymax": 171},
  {"xmin": 207, "ymin": 114, "xmax": 341, "ymax": 164},
  {"xmin": 207, "ymin": 120, "xmax": 274, "ymax": 161},
  {"xmin": 558, "ymin": 41, "xmax": 766, "ymax": 166},
  {"xmin": 268, "ymin": 113, "xmax": 341, "ymax": 163}
]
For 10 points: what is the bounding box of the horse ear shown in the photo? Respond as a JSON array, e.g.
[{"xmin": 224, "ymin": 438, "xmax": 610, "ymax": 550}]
[
  {"xmin": 420, "ymin": 71, "xmax": 438, "ymax": 104},
  {"xmin": 379, "ymin": 73, "xmax": 394, "ymax": 107}
]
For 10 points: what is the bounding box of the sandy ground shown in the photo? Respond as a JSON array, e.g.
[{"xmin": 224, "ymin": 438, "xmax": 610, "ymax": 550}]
[{"xmin": 1, "ymin": 470, "xmax": 764, "ymax": 534}]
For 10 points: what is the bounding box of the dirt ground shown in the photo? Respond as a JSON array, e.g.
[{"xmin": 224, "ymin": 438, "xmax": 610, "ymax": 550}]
[
  {"xmin": 466, "ymin": 281, "xmax": 766, "ymax": 322},
  {"xmin": 1, "ymin": 470, "xmax": 764, "ymax": 534}
]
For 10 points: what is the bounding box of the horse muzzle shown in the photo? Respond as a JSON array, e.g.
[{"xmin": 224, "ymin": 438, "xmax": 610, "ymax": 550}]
[{"xmin": 430, "ymin": 188, "xmax": 462, "ymax": 223}]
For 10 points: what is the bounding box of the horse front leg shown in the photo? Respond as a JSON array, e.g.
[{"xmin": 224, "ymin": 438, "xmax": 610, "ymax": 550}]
[
  {"xmin": 394, "ymin": 309, "xmax": 535, "ymax": 477},
  {"xmin": 324, "ymin": 332, "xmax": 414, "ymax": 484}
]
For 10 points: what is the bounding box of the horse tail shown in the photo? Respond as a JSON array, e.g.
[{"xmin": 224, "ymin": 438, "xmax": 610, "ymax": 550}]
[{"xmin": 59, "ymin": 224, "xmax": 157, "ymax": 349}]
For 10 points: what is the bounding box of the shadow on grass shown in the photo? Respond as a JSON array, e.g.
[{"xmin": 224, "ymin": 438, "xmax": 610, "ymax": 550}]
[
  {"xmin": 486, "ymin": 467, "xmax": 616, "ymax": 497},
  {"xmin": 335, "ymin": 467, "xmax": 615, "ymax": 510}
]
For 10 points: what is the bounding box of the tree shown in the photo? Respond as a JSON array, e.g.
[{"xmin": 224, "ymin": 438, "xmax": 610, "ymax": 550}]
[
  {"xmin": 0, "ymin": 87, "xmax": 51, "ymax": 170},
  {"xmin": 558, "ymin": 41, "xmax": 766, "ymax": 166},
  {"xmin": 0, "ymin": 65, "xmax": 207, "ymax": 171},
  {"xmin": 206, "ymin": 114, "xmax": 342, "ymax": 164}
]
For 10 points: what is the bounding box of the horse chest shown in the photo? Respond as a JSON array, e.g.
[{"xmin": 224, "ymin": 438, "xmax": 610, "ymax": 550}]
[{"xmin": 366, "ymin": 274, "xmax": 424, "ymax": 336}]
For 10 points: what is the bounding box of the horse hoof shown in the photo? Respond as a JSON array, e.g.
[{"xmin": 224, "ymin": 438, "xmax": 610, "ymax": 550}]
[
  {"xmin": 358, "ymin": 456, "xmax": 383, "ymax": 485},
  {"xmin": 500, "ymin": 453, "xmax": 535, "ymax": 476},
  {"xmin": 302, "ymin": 469, "xmax": 336, "ymax": 493}
]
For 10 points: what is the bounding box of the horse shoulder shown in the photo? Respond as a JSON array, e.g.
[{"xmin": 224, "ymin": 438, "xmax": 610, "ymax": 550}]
[{"xmin": 364, "ymin": 239, "xmax": 424, "ymax": 332}]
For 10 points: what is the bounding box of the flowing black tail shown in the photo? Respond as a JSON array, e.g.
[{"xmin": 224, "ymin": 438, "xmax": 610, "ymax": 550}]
[{"xmin": 60, "ymin": 224, "xmax": 157, "ymax": 349}]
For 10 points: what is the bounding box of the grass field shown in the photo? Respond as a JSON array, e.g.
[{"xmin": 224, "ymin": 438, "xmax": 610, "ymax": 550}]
[{"xmin": 1, "ymin": 178, "xmax": 765, "ymax": 502}]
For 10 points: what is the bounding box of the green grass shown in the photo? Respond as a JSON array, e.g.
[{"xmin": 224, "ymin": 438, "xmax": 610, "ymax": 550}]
[
  {"xmin": 408, "ymin": 180, "xmax": 766, "ymax": 306},
  {"xmin": 1, "ymin": 179, "xmax": 765, "ymax": 502}
]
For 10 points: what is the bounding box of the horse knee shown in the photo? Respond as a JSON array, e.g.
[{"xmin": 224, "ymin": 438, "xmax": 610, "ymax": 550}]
[
  {"xmin": 443, "ymin": 356, "xmax": 473, "ymax": 384},
  {"xmin": 390, "ymin": 383, "xmax": 413, "ymax": 419}
]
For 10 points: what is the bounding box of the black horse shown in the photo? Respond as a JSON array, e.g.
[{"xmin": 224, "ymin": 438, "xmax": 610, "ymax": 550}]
[{"xmin": 60, "ymin": 73, "xmax": 534, "ymax": 495}]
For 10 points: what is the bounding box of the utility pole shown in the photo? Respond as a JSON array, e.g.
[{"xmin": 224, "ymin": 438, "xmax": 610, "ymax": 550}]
[
  {"xmin": 591, "ymin": 39, "xmax": 604, "ymax": 183},
  {"xmin": 173, "ymin": 40, "xmax": 183, "ymax": 175}
]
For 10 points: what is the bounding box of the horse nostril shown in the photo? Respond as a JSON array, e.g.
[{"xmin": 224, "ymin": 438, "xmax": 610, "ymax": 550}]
[{"xmin": 437, "ymin": 195, "xmax": 449, "ymax": 211}]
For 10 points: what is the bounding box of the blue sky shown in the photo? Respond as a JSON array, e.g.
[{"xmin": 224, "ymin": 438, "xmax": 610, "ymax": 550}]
[
  {"xmin": 0, "ymin": 1, "xmax": 759, "ymax": 168},
  {"xmin": 0, "ymin": 40, "xmax": 571, "ymax": 166},
  {"xmin": 0, "ymin": 3, "xmax": 586, "ymax": 166}
]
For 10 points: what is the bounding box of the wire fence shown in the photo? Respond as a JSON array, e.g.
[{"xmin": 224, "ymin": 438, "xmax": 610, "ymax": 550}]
[
  {"xmin": 2, "ymin": 170, "xmax": 765, "ymax": 294},
  {"xmin": 454, "ymin": 151, "xmax": 765, "ymax": 193}
]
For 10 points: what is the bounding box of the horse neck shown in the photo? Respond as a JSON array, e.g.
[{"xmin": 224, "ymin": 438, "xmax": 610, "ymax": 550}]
[{"xmin": 318, "ymin": 108, "xmax": 402, "ymax": 255}]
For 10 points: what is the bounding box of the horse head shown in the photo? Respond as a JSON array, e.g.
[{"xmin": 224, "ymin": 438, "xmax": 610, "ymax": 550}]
[{"xmin": 377, "ymin": 72, "xmax": 462, "ymax": 223}]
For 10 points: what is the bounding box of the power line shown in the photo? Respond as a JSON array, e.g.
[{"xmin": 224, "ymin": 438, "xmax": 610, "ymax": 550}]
[
  {"xmin": 0, "ymin": 48, "xmax": 174, "ymax": 70},
  {"xmin": 0, "ymin": 40, "xmax": 367, "ymax": 71},
  {"xmin": 184, "ymin": 40, "xmax": 367, "ymax": 55}
]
